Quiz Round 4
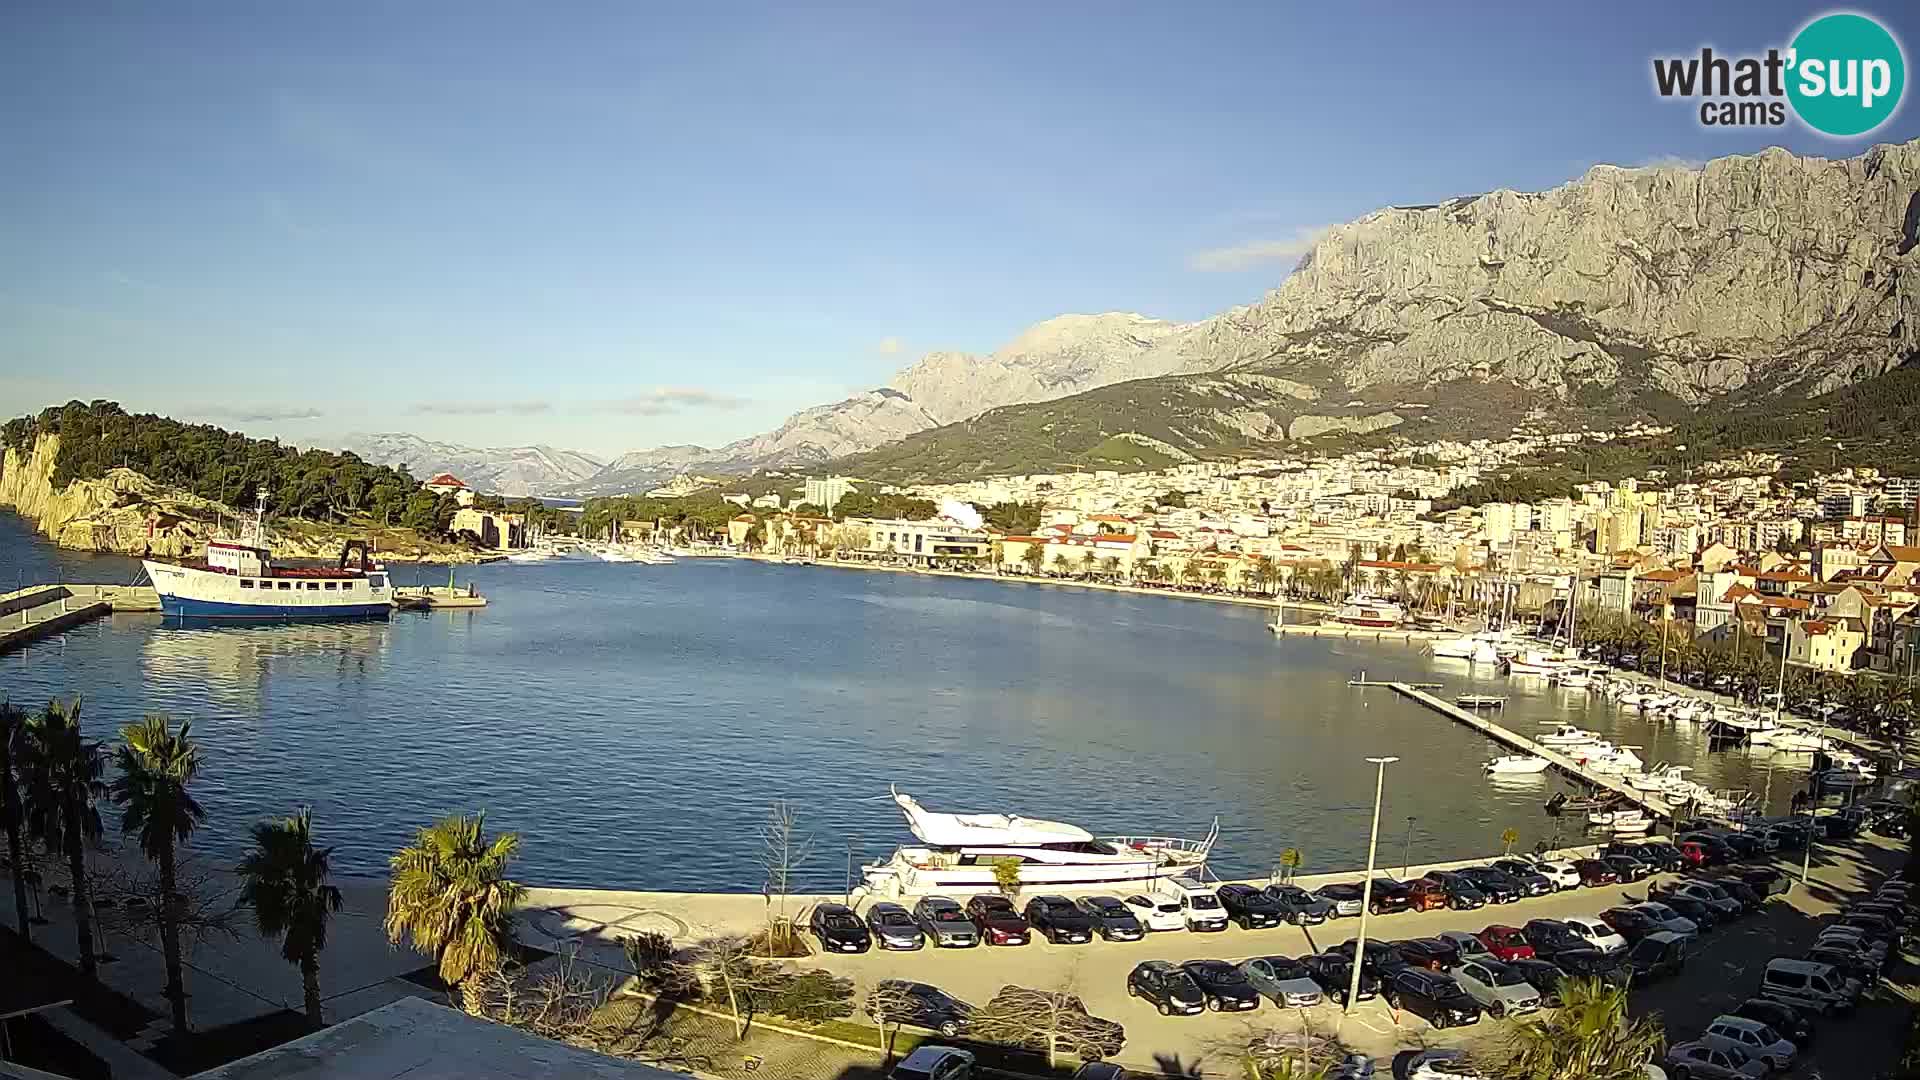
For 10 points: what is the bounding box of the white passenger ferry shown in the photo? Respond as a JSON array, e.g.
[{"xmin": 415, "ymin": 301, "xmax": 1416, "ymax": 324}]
[
  {"xmin": 141, "ymin": 495, "xmax": 393, "ymax": 620},
  {"xmin": 860, "ymin": 786, "xmax": 1216, "ymax": 896}
]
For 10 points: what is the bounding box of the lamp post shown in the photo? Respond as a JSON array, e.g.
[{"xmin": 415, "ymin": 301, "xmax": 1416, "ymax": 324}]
[
  {"xmin": 1400, "ymin": 816, "xmax": 1417, "ymax": 879},
  {"xmin": 1345, "ymin": 755, "xmax": 1399, "ymax": 1015}
]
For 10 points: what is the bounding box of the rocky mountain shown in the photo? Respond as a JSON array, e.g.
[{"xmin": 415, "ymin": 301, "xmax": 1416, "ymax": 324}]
[
  {"xmin": 337, "ymin": 433, "xmax": 605, "ymax": 497},
  {"xmin": 837, "ymin": 140, "xmax": 1920, "ymax": 482}
]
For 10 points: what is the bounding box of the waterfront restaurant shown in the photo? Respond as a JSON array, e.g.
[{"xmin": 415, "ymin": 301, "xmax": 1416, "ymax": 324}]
[{"xmin": 853, "ymin": 517, "xmax": 992, "ymax": 563}]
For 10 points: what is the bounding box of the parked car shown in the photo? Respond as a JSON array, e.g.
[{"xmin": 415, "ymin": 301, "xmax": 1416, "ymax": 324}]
[
  {"xmin": 1806, "ymin": 939, "xmax": 1883, "ymax": 983},
  {"xmin": 1434, "ymin": 930, "xmax": 1496, "ymax": 964},
  {"xmin": 1335, "ymin": 937, "xmax": 1409, "ymax": 979},
  {"xmin": 1730, "ymin": 997, "xmax": 1814, "ymax": 1049},
  {"xmin": 1366, "ymin": 877, "xmax": 1416, "ymax": 914},
  {"xmin": 1561, "ymin": 915, "xmax": 1629, "ymax": 954},
  {"xmin": 1383, "ymin": 968, "xmax": 1483, "ymax": 1030},
  {"xmin": 1662, "ymin": 1040, "xmax": 1765, "ymax": 1079},
  {"xmin": 1677, "ymin": 839, "xmax": 1716, "ymax": 868},
  {"xmin": 1024, "ymin": 895, "xmax": 1096, "ymax": 944},
  {"xmin": 889, "ymin": 1046, "xmax": 976, "ymax": 1080},
  {"xmin": 1706, "ymin": 879, "xmax": 1765, "ymax": 914},
  {"xmin": 1658, "ymin": 892, "xmax": 1724, "ymax": 932},
  {"xmin": 1396, "ymin": 937, "xmax": 1463, "ymax": 972},
  {"xmin": 866, "ymin": 902, "xmax": 927, "ymax": 950},
  {"xmin": 1730, "ymin": 866, "xmax": 1789, "ymax": 898},
  {"xmin": 1520, "ymin": 918, "xmax": 1588, "ymax": 959},
  {"xmin": 1448, "ymin": 958, "xmax": 1542, "ymax": 1018},
  {"xmin": 1678, "ymin": 833, "xmax": 1738, "ymax": 865},
  {"xmin": 1121, "ymin": 892, "xmax": 1186, "ymax": 933},
  {"xmin": 1458, "ymin": 867, "xmax": 1521, "ymax": 904},
  {"xmin": 1475, "ymin": 924, "xmax": 1535, "ymax": 962},
  {"xmin": 1504, "ymin": 957, "xmax": 1566, "ymax": 1007},
  {"xmin": 1530, "ymin": 859, "xmax": 1582, "ymax": 890},
  {"xmin": 981, "ymin": 986, "xmax": 1125, "ymax": 1060},
  {"xmin": 1074, "ymin": 896, "xmax": 1145, "ymax": 942},
  {"xmin": 1838, "ymin": 911, "xmax": 1905, "ymax": 949},
  {"xmin": 1215, "ymin": 883, "xmax": 1287, "ymax": 930},
  {"xmin": 1422, "ymin": 872, "xmax": 1487, "ymax": 910},
  {"xmin": 1156, "ymin": 878, "xmax": 1229, "ymax": 932},
  {"xmin": 1406, "ymin": 878, "xmax": 1450, "ymax": 911},
  {"xmin": 1598, "ymin": 906, "xmax": 1665, "ymax": 945},
  {"xmin": 1816, "ymin": 925, "xmax": 1890, "ymax": 963},
  {"xmin": 1554, "ymin": 946, "xmax": 1627, "ymax": 984},
  {"xmin": 1487, "ymin": 859, "xmax": 1555, "ymax": 896},
  {"xmin": 867, "ymin": 980, "xmax": 975, "ymax": 1037},
  {"xmin": 1179, "ymin": 959, "xmax": 1261, "ymax": 1012},
  {"xmin": 1601, "ymin": 855, "xmax": 1652, "ymax": 883},
  {"xmin": 809, "ymin": 903, "xmax": 872, "ymax": 953},
  {"xmin": 1301, "ymin": 951, "xmax": 1380, "ymax": 1007},
  {"xmin": 1629, "ymin": 901, "xmax": 1699, "ymax": 940},
  {"xmin": 1263, "ymin": 883, "xmax": 1335, "ymax": 925},
  {"xmin": 1126, "ymin": 960, "xmax": 1206, "ymax": 1016},
  {"xmin": 1657, "ymin": 881, "xmax": 1742, "ymax": 919},
  {"xmin": 1759, "ymin": 957, "xmax": 1861, "ymax": 1015},
  {"xmin": 1316, "ymin": 882, "xmax": 1368, "ymax": 918},
  {"xmin": 1239, "ymin": 955, "xmax": 1325, "ymax": 1008},
  {"xmin": 1630, "ymin": 841, "xmax": 1688, "ymax": 872},
  {"xmin": 1394, "ymin": 1049, "xmax": 1486, "ymax": 1079},
  {"xmin": 964, "ymin": 895, "xmax": 1030, "ymax": 946},
  {"xmin": 913, "ymin": 896, "xmax": 981, "ymax": 947},
  {"xmin": 1699, "ymin": 1015, "xmax": 1797, "ymax": 1073},
  {"xmin": 1712, "ymin": 831, "xmax": 1764, "ymax": 859},
  {"xmin": 1571, "ymin": 859, "xmax": 1619, "ymax": 887},
  {"xmin": 1623, "ymin": 930, "xmax": 1689, "ymax": 981}
]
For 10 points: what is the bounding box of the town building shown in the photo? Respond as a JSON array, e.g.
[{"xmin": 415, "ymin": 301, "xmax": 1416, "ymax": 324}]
[
  {"xmin": 449, "ymin": 507, "xmax": 526, "ymax": 550},
  {"xmin": 803, "ymin": 475, "xmax": 856, "ymax": 512},
  {"xmin": 423, "ymin": 472, "xmax": 476, "ymax": 506}
]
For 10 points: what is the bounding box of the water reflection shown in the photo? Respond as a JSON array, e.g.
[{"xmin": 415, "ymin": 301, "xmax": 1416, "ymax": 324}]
[{"xmin": 142, "ymin": 620, "xmax": 391, "ymax": 707}]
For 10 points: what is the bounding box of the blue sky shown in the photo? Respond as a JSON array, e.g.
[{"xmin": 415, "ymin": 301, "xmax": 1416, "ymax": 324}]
[{"xmin": 4, "ymin": 2, "xmax": 1918, "ymax": 459}]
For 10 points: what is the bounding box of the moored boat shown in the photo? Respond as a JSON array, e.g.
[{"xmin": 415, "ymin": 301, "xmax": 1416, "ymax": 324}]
[
  {"xmin": 1485, "ymin": 754, "xmax": 1550, "ymax": 775},
  {"xmin": 141, "ymin": 495, "xmax": 392, "ymax": 620},
  {"xmin": 1331, "ymin": 593, "xmax": 1406, "ymax": 628}
]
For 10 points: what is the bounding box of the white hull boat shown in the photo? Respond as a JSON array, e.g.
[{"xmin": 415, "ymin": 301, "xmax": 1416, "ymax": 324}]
[
  {"xmin": 1332, "ymin": 594, "xmax": 1406, "ymax": 628},
  {"xmin": 1431, "ymin": 636, "xmax": 1480, "ymax": 659},
  {"xmin": 861, "ymin": 787, "xmax": 1217, "ymax": 896},
  {"xmin": 1485, "ymin": 754, "xmax": 1551, "ymax": 775},
  {"xmin": 1538, "ymin": 724, "xmax": 1600, "ymax": 746},
  {"xmin": 1765, "ymin": 732, "xmax": 1832, "ymax": 754}
]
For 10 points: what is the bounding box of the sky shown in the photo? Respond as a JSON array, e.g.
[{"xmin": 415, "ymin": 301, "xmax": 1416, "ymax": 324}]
[{"xmin": 4, "ymin": 2, "xmax": 1919, "ymax": 459}]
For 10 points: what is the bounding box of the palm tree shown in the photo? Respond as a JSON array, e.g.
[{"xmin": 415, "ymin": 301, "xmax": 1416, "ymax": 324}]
[
  {"xmin": 1, "ymin": 700, "xmax": 30, "ymax": 938},
  {"xmin": 1021, "ymin": 544, "xmax": 1045, "ymax": 575},
  {"xmin": 1099, "ymin": 555, "xmax": 1120, "ymax": 580},
  {"xmin": 385, "ymin": 813, "xmax": 525, "ymax": 1012},
  {"xmin": 19, "ymin": 697, "xmax": 106, "ymax": 978},
  {"xmin": 238, "ymin": 809, "xmax": 344, "ymax": 1027},
  {"xmin": 1135, "ymin": 558, "xmax": 1161, "ymax": 584},
  {"xmin": 110, "ymin": 715, "xmax": 206, "ymax": 1034},
  {"xmin": 1497, "ymin": 976, "xmax": 1665, "ymax": 1079}
]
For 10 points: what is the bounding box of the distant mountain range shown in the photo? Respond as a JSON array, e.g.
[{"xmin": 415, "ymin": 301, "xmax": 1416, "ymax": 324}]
[
  {"xmin": 349, "ymin": 138, "xmax": 1920, "ymax": 494},
  {"xmin": 337, "ymin": 433, "xmax": 605, "ymax": 497}
]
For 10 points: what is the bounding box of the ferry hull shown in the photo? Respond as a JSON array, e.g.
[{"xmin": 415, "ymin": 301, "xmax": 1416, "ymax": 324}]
[{"xmin": 157, "ymin": 595, "xmax": 391, "ymax": 621}]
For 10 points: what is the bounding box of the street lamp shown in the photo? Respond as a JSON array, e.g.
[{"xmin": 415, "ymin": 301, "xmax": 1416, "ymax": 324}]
[
  {"xmin": 1345, "ymin": 755, "xmax": 1399, "ymax": 1015},
  {"xmin": 1400, "ymin": 816, "xmax": 1417, "ymax": 879}
]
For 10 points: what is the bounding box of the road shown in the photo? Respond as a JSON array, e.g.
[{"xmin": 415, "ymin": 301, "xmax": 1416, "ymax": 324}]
[{"xmin": 804, "ymin": 833, "xmax": 1912, "ymax": 1077}]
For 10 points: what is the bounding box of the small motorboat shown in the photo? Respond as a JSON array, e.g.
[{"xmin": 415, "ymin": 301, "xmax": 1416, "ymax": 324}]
[
  {"xmin": 1456, "ymin": 694, "xmax": 1507, "ymax": 709},
  {"xmin": 1538, "ymin": 724, "xmax": 1600, "ymax": 746},
  {"xmin": 1765, "ymin": 731, "xmax": 1833, "ymax": 754},
  {"xmin": 1590, "ymin": 810, "xmax": 1652, "ymax": 835},
  {"xmin": 1485, "ymin": 754, "xmax": 1551, "ymax": 775},
  {"xmin": 1555, "ymin": 670, "xmax": 1595, "ymax": 690}
]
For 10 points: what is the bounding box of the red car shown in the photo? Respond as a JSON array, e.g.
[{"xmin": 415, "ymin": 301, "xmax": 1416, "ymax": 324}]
[
  {"xmin": 1677, "ymin": 840, "xmax": 1711, "ymax": 867},
  {"xmin": 1572, "ymin": 859, "xmax": 1619, "ymax": 887},
  {"xmin": 1406, "ymin": 879, "xmax": 1450, "ymax": 912},
  {"xmin": 1476, "ymin": 924, "xmax": 1536, "ymax": 962}
]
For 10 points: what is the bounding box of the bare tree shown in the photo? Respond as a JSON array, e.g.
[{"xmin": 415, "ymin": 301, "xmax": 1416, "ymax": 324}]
[
  {"xmin": 757, "ymin": 801, "xmax": 813, "ymax": 955},
  {"xmin": 865, "ymin": 979, "xmax": 924, "ymax": 1059},
  {"xmin": 91, "ymin": 849, "xmax": 240, "ymax": 957},
  {"xmin": 967, "ymin": 968, "xmax": 1120, "ymax": 1070},
  {"xmin": 693, "ymin": 936, "xmax": 784, "ymax": 1038}
]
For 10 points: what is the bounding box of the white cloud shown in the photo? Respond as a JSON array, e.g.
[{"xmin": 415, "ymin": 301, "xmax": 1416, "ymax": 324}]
[
  {"xmin": 200, "ymin": 406, "xmax": 326, "ymax": 422},
  {"xmin": 408, "ymin": 401, "xmax": 554, "ymax": 417},
  {"xmin": 600, "ymin": 387, "xmax": 749, "ymax": 416},
  {"xmin": 1634, "ymin": 154, "xmax": 1705, "ymax": 171},
  {"xmin": 876, "ymin": 336, "xmax": 903, "ymax": 355},
  {"xmin": 1186, "ymin": 225, "xmax": 1333, "ymax": 272}
]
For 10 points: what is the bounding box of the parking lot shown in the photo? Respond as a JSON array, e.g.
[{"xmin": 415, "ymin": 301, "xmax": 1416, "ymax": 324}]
[{"xmin": 807, "ymin": 833, "xmax": 1912, "ymax": 1076}]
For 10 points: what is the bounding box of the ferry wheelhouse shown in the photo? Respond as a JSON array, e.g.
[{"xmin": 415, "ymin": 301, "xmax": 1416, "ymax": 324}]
[
  {"xmin": 860, "ymin": 787, "xmax": 1217, "ymax": 896},
  {"xmin": 141, "ymin": 496, "xmax": 393, "ymax": 620}
]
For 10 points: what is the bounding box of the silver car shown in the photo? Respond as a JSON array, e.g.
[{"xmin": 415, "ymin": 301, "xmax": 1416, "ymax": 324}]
[
  {"xmin": 1701, "ymin": 1015, "xmax": 1796, "ymax": 1073},
  {"xmin": 1436, "ymin": 930, "xmax": 1496, "ymax": 964},
  {"xmin": 1448, "ymin": 958, "xmax": 1542, "ymax": 1018},
  {"xmin": 865, "ymin": 902, "xmax": 927, "ymax": 950},
  {"xmin": 912, "ymin": 896, "xmax": 980, "ymax": 947},
  {"xmin": 1630, "ymin": 901, "xmax": 1699, "ymax": 942},
  {"xmin": 1238, "ymin": 955, "xmax": 1325, "ymax": 1008}
]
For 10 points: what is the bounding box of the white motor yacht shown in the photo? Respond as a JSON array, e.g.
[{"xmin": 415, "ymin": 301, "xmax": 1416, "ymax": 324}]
[
  {"xmin": 860, "ymin": 787, "xmax": 1218, "ymax": 896},
  {"xmin": 1485, "ymin": 754, "xmax": 1551, "ymax": 775},
  {"xmin": 1538, "ymin": 724, "xmax": 1600, "ymax": 746},
  {"xmin": 1587, "ymin": 809, "xmax": 1652, "ymax": 834},
  {"xmin": 1431, "ymin": 635, "xmax": 1480, "ymax": 659},
  {"xmin": 1766, "ymin": 730, "xmax": 1833, "ymax": 754},
  {"xmin": 1589, "ymin": 747, "xmax": 1645, "ymax": 776}
]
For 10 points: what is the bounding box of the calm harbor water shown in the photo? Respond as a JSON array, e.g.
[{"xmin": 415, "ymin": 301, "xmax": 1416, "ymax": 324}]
[{"xmin": 0, "ymin": 512, "xmax": 1803, "ymax": 892}]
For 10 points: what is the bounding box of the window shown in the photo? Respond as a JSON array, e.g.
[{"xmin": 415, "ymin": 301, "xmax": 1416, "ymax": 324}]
[
  {"xmin": 306, "ymin": 582, "xmax": 320, "ymax": 590},
  {"xmin": 324, "ymin": 582, "xmax": 337, "ymax": 590},
  {"xmin": 343, "ymin": 581, "xmax": 357, "ymax": 589},
  {"xmin": 240, "ymin": 580, "xmax": 254, "ymax": 589},
  {"xmin": 277, "ymin": 582, "xmax": 292, "ymax": 591}
]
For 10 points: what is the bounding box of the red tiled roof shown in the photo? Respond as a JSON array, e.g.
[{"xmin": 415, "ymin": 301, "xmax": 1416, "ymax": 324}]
[
  {"xmin": 1148, "ymin": 529, "xmax": 1181, "ymax": 539},
  {"xmin": 1759, "ymin": 596, "xmax": 1812, "ymax": 612},
  {"xmin": 1720, "ymin": 584, "xmax": 1757, "ymax": 603},
  {"xmin": 1755, "ymin": 569, "xmax": 1813, "ymax": 582},
  {"xmin": 426, "ymin": 473, "xmax": 467, "ymax": 488},
  {"xmin": 1802, "ymin": 620, "xmax": 1830, "ymax": 636},
  {"xmin": 1885, "ymin": 545, "xmax": 1920, "ymax": 562}
]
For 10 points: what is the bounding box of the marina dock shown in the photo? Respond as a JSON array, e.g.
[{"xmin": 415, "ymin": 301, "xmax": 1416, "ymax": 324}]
[
  {"xmin": 0, "ymin": 583, "xmax": 157, "ymax": 654},
  {"xmin": 1381, "ymin": 681, "xmax": 1678, "ymax": 819},
  {"xmin": 1270, "ymin": 622, "xmax": 1449, "ymax": 642}
]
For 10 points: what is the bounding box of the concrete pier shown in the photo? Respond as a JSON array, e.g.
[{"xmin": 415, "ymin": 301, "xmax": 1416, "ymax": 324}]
[
  {"xmin": 1268, "ymin": 622, "xmax": 1449, "ymax": 642},
  {"xmin": 1382, "ymin": 681, "xmax": 1677, "ymax": 818},
  {"xmin": 0, "ymin": 585, "xmax": 114, "ymax": 654}
]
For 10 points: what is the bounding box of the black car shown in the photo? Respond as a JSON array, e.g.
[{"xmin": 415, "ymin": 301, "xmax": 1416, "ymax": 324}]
[
  {"xmin": 1805, "ymin": 943, "xmax": 1879, "ymax": 984},
  {"xmin": 1384, "ymin": 968, "xmax": 1483, "ymax": 1029},
  {"xmin": 1732, "ymin": 866, "xmax": 1789, "ymax": 898},
  {"xmin": 1853, "ymin": 900, "xmax": 1917, "ymax": 933},
  {"xmin": 1839, "ymin": 911, "xmax": 1906, "ymax": 948},
  {"xmin": 1263, "ymin": 884, "xmax": 1334, "ymax": 925},
  {"xmin": 1714, "ymin": 831, "xmax": 1764, "ymax": 859},
  {"xmin": 1622, "ymin": 933, "xmax": 1687, "ymax": 981},
  {"xmin": 866, "ymin": 980, "xmax": 975, "ymax": 1037},
  {"xmin": 1506, "ymin": 957, "xmax": 1567, "ymax": 1007},
  {"xmin": 1488, "ymin": 859, "xmax": 1555, "ymax": 897},
  {"xmin": 1657, "ymin": 893, "xmax": 1723, "ymax": 931},
  {"xmin": 1520, "ymin": 919, "xmax": 1587, "ymax": 960},
  {"xmin": 1572, "ymin": 859, "xmax": 1619, "ymax": 887},
  {"xmin": 1333, "ymin": 937, "xmax": 1408, "ymax": 979},
  {"xmin": 1601, "ymin": 855, "xmax": 1652, "ymax": 883},
  {"xmin": 1179, "ymin": 959, "xmax": 1261, "ymax": 1012},
  {"xmin": 1678, "ymin": 833, "xmax": 1738, "ymax": 865},
  {"xmin": 1552, "ymin": 947, "xmax": 1625, "ymax": 984},
  {"xmin": 1126, "ymin": 960, "xmax": 1206, "ymax": 1016},
  {"xmin": 1458, "ymin": 868, "xmax": 1521, "ymax": 904},
  {"xmin": 1316, "ymin": 882, "xmax": 1367, "ymax": 917},
  {"xmin": 1631, "ymin": 841, "xmax": 1689, "ymax": 872},
  {"xmin": 1024, "ymin": 895, "xmax": 1096, "ymax": 944},
  {"xmin": 1074, "ymin": 895, "xmax": 1145, "ymax": 942},
  {"xmin": 1366, "ymin": 878, "xmax": 1415, "ymax": 914},
  {"xmin": 808, "ymin": 903, "xmax": 872, "ymax": 953},
  {"xmin": 1216, "ymin": 883, "xmax": 1287, "ymax": 929},
  {"xmin": 1424, "ymin": 872, "xmax": 1487, "ymax": 910},
  {"xmin": 1732, "ymin": 997, "xmax": 1815, "ymax": 1047},
  {"xmin": 1396, "ymin": 937, "xmax": 1463, "ymax": 972},
  {"xmin": 1300, "ymin": 952, "xmax": 1379, "ymax": 1007},
  {"xmin": 983, "ymin": 986, "xmax": 1125, "ymax": 1060},
  {"xmin": 1598, "ymin": 906, "xmax": 1662, "ymax": 944},
  {"xmin": 1708, "ymin": 878, "xmax": 1766, "ymax": 913}
]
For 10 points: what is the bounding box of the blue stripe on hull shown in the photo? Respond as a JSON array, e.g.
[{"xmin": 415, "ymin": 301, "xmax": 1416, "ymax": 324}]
[{"xmin": 158, "ymin": 595, "xmax": 391, "ymax": 621}]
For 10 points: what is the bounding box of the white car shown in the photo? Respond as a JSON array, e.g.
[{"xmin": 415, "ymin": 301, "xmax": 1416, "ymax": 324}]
[
  {"xmin": 1121, "ymin": 892, "xmax": 1187, "ymax": 933},
  {"xmin": 1531, "ymin": 860, "xmax": 1582, "ymax": 890},
  {"xmin": 1436, "ymin": 930, "xmax": 1497, "ymax": 964},
  {"xmin": 1448, "ymin": 958, "xmax": 1542, "ymax": 1018},
  {"xmin": 1401, "ymin": 1049, "xmax": 1488, "ymax": 1078},
  {"xmin": 1631, "ymin": 902, "xmax": 1699, "ymax": 941},
  {"xmin": 1701, "ymin": 1015, "xmax": 1796, "ymax": 1072},
  {"xmin": 1562, "ymin": 915, "xmax": 1628, "ymax": 954},
  {"xmin": 890, "ymin": 1046, "xmax": 975, "ymax": 1080}
]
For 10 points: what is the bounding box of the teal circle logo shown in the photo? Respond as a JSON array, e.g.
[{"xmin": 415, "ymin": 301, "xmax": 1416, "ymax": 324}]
[{"xmin": 1788, "ymin": 13, "xmax": 1905, "ymax": 136}]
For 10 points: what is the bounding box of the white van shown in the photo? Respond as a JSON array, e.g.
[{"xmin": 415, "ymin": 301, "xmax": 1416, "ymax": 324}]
[
  {"xmin": 1153, "ymin": 877, "xmax": 1228, "ymax": 931},
  {"xmin": 1758, "ymin": 958, "xmax": 1859, "ymax": 1015}
]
